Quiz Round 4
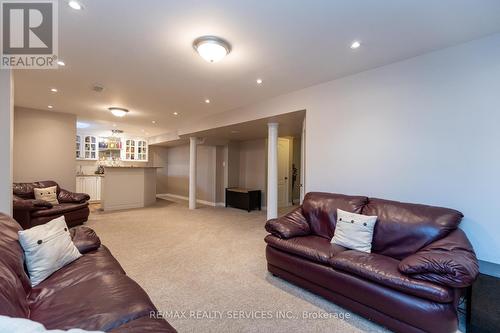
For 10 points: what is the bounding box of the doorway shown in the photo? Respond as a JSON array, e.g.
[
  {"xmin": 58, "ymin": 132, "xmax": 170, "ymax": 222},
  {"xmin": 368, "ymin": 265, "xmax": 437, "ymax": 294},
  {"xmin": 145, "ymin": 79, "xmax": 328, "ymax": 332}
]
[{"xmin": 278, "ymin": 138, "xmax": 290, "ymax": 207}]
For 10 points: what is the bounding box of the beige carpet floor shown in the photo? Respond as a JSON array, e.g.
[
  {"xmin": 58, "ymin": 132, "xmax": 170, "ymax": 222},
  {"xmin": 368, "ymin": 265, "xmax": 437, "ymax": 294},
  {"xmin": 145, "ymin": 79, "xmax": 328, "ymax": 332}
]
[{"xmin": 85, "ymin": 198, "xmax": 392, "ymax": 333}]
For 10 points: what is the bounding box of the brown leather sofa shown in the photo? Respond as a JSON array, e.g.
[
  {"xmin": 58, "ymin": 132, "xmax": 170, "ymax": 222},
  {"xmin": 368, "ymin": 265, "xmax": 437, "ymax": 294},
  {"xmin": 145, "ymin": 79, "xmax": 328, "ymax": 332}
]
[
  {"xmin": 265, "ymin": 192, "xmax": 479, "ymax": 333},
  {"xmin": 0, "ymin": 213, "xmax": 176, "ymax": 332},
  {"xmin": 13, "ymin": 180, "xmax": 90, "ymax": 229}
]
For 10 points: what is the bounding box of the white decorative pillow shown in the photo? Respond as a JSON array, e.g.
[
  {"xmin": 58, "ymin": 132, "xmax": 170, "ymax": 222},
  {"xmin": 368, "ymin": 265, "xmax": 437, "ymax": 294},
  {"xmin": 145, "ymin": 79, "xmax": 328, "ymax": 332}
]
[
  {"xmin": 331, "ymin": 209, "xmax": 378, "ymax": 253},
  {"xmin": 18, "ymin": 216, "xmax": 82, "ymax": 286},
  {"xmin": 0, "ymin": 315, "xmax": 104, "ymax": 332},
  {"xmin": 34, "ymin": 186, "xmax": 59, "ymax": 205}
]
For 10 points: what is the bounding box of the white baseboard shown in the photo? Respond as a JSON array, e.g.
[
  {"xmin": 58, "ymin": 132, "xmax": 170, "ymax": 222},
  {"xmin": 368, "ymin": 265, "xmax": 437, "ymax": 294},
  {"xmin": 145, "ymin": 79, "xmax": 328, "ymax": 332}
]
[{"xmin": 157, "ymin": 193, "xmax": 217, "ymax": 207}]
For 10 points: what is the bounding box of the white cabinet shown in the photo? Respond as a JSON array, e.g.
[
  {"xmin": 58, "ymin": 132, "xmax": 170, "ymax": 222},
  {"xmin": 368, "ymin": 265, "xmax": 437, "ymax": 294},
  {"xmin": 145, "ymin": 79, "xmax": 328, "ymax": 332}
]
[
  {"xmin": 137, "ymin": 140, "xmax": 148, "ymax": 161},
  {"xmin": 83, "ymin": 135, "xmax": 98, "ymax": 160},
  {"xmin": 76, "ymin": 135, "xmax": 82, "ymax": 159},
  {"xmin": 76, "ymin": 176, "xmax": 102, "ymax": 202},
  {"xmin": 122, "ymin": 138, "xmax": 148, "ymax": 162},
  {"xmin": 77, "ymin": 135, "xmax": 98, "ymax": 160}
]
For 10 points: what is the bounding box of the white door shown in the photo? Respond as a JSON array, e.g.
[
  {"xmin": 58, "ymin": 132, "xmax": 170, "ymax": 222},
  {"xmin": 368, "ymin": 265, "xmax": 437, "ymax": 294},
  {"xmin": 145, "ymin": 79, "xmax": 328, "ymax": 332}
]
[{"xmin": 278, "ymin": 138, "xmax": 290, "ymax": 207}]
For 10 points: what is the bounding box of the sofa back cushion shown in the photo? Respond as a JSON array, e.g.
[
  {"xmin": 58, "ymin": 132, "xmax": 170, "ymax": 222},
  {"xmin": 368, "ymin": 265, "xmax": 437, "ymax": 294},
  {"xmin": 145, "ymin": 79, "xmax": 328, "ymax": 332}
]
[
  {"xmin": 0, "ymin": 213, "xmax": 31, "ymax": 318},
  {"xmin": 302, "ymin": 192, "xmax": 368, "ymax": 239},
  {"xmin": 13, "ymin": 181, "xmax": 60, "ymax": 200},
  {"xmin": 363, "ymin": 198, "xmax": 463, "ymax": 260}
]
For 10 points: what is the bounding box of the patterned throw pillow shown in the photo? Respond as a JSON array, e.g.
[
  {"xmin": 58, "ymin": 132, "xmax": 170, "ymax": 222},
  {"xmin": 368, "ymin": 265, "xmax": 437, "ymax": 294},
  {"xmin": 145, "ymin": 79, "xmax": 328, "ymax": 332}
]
[
  {"xmin": 331, "ymin": 209, "xmax": 378, "ymax": 253},
  {"xmin": 34, "ymin": 186, "xmax": 59, "ymax": 205}
]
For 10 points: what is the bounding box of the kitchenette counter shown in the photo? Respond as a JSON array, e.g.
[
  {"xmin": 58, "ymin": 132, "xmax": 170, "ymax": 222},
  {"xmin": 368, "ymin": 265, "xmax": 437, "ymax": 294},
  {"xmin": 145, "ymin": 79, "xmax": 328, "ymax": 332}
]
[{"xmin": 101, "ymin": 166, "xmax": 161, "ymax": 211}]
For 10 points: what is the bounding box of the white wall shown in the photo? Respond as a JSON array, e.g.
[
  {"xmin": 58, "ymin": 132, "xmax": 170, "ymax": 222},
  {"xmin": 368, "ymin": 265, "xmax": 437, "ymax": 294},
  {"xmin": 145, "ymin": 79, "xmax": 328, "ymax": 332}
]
[
  {"xmin": 14, "ymin": 107, "xmax": 77, "ymax": 191},
  {"xmin": 0, "ymin": 70, "xmax": 14, "ymax": 215},
  {"xmin": 177, "ymin": 33, "xmax": 500, "ymax": 264},
  {"xmin": 164, "ymin": 144, "xmax": 217, "ymax": 203}
]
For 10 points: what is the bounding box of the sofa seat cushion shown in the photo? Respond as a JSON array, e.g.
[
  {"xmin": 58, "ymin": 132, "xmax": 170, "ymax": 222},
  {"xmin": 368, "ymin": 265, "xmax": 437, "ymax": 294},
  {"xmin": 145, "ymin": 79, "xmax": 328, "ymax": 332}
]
[
  {"xmin": 265, "ymin": 235, "xmax": 346, "ymax": 264},
  {"xmin": 329, "ymin": 250, "xmax": 453, "ymax": 303},
  {"xmin": 109, "ymin": 316, "xmax": 177, "ymax": 333},
  {"xmin": 28, "ymin": 246, "xmax": 125, "ymax": 304},
  {"xmin": 31, "ymin": 203, "xmax": 89, "ymax": 218},
  {"xmin": 29, "ymin": 274, "xmax": 157, "ymax": 331}
]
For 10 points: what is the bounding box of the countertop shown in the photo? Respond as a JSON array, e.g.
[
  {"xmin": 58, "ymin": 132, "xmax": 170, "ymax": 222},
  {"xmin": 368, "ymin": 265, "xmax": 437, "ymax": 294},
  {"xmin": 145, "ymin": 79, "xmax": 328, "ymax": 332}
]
[{"xmin": 103, "ymin": 166, "xmax": 163, "ymax": 168}]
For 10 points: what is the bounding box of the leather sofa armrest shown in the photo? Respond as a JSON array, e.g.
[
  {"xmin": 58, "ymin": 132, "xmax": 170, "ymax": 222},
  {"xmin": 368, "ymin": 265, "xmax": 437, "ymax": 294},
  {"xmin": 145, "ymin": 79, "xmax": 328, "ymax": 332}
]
[
  {"xmin": 70, "ymin": 226, "xmax": 101, "ymax": 253},
  {"xmin": 58, "ymin": 188, "xmax": 90, "ymax": 203},
  {"xmin": 13, "ymin": 197, "xmax": 53, "ymax": 211},
  {"xmin": 399, "ymin": 229, "xmax": 479, "ymax": 288},
  {"xmin": 265, "ymin": 207, "xmax": 311, "ymax": 239}
]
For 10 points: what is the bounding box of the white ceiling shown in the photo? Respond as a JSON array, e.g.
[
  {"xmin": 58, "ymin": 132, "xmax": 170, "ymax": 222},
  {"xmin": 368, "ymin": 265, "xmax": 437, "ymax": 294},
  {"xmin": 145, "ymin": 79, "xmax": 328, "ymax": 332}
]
[{"xmin": 13, "ymin": 0, "xmax": 500, "ymax": 137}]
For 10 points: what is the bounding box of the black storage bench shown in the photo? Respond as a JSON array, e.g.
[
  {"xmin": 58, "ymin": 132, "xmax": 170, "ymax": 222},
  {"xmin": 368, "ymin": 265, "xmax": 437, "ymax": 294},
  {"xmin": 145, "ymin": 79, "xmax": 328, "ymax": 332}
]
[{"xmin": 225, "ymin": 188, "xmax": 262, "ymax": 212}]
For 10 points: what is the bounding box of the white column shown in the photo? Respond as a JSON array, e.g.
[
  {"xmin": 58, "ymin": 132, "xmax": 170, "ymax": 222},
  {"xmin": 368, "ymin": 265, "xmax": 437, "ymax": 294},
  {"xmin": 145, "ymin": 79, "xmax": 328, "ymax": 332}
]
[
  {"xmin": 189, "ymin": 137, "xmax": 197, "ymax": 209},
  {"xmin": 267, "ymin": 123, "xmax": 279, "ymax": 220},
  {"xmin": 0, "ymin": 69, "xmax": 14, "ymax": 214}
]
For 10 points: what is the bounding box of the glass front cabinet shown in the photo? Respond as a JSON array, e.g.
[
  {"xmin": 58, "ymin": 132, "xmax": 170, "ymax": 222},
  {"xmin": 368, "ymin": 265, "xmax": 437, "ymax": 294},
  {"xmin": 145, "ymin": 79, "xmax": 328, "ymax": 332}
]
[
  {"xmin": 122, "ymin": 139, "xmax": 148, "ymax": 162},
  {"xmin": 76, "ymin": 134, "xmax": 147, "ymax": 162},
  {"xmin": 76, "ymin": 135, "xmax": 98, "ymax": 160},
  {"xmin": 76, "ymin": 135, "xmax": 82, "ymax": 159},
  {"xmin": 84, "ymin": 135, "xmax": 98, "ymax": 160}
]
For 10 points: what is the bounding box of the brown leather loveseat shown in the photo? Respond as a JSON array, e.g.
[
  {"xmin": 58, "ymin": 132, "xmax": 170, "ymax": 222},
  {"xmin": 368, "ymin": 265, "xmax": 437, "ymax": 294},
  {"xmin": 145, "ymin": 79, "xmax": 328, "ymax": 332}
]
[
  {"xmin": 265, "ymin": 192, "xmax": 479, "ymax": 333},
  {"xmin": 0, "ymin": 213, "xmax": 176, "ymax": 332},
  {"xmin": 13, "ymin": 180, "xmax": 90, "ymax": 229}
]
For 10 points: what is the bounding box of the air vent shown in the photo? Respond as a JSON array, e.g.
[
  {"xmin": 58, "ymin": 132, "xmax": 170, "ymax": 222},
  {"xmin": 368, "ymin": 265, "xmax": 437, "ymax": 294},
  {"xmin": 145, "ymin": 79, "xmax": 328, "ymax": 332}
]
[
  {"xmin": 92, "ymin": 84, "xmax": 104, "ymax": 92},
  {"xmin": 111, "ymin": 129, "xmax": 123, "ymax": 134}
]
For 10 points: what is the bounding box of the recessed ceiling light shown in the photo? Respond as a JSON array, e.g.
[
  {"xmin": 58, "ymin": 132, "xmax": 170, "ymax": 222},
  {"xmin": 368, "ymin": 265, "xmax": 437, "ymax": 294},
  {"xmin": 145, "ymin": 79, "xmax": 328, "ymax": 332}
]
[
  {"xmin": 48, "ymin": 105, "xmax": 53, "ymax": 109},
  {"xmin": 173, "ymin": 112, "xmax": 179, "ymax": 116},
  {"xmin": 256, "ymin": 78, "xmax": 263, "ymax": 84},
  {"xmin": 141, "ymin": 129, "xmax": 145, "ymax": 132},
  {"xmin": 108, "ymin": 107, "xmax": 129, "ymax": 117},
  {"xmin": 350, "ymin": 41, "xmax": 361, "ymax": 49},
  {"xmin": 193, "ymin": 36, "xmax": 231, "ymax": 63},
  {"xmin": 68, "ymin": 1, "xmax": 82, "ymax": 10},
  {"xmin": 205, "ymin": 99, "xmax": 210, "ymax": 104},
  {"xmin": 151, "ymin": 120, "xmax": 156, "ymax": 124},
  {"xmin": 57, "ymin": 60, "xmax": 65, "ymax": 66},
  {"xmin": 50, "ymin": 88, "xmax": 58, "ymax": 92}
]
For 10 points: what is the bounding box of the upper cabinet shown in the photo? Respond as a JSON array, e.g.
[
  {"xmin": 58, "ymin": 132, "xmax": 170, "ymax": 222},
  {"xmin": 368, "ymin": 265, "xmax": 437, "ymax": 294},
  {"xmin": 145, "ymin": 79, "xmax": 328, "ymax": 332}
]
[
  {"xmin": 122, "ymin": 139, "xmax": 148, "ymax": 161},
  {"xmin": 78, "ymin": 135, "xmax": 98, "ymax": 160},
  {"xmin": 137, "ymin": 140, "xmax": 148, "ymax": 161},
  {"xmin": 76, "ymin": 135, "xmax": 82, "ymax": 159},
  {"xmin": 76, "ymin": 133, "xmax": 148, "ymax": 162}
]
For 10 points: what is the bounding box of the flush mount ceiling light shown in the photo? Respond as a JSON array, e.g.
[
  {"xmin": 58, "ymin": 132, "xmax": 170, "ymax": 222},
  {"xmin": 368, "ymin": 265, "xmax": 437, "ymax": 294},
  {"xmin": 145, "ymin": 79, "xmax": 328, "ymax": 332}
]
[
  {"xmin": 193, "ymin": 36, "xmax": 231, "ymax": 63},
  {"xmin": 256, "ymin": 78, "xmax": 263, "ymax": 85},
  {"xmin": 68, "ymin": 0, "xmax": 83, "ymax": 10},
  {"xmin": 108, "ymin": 107, "xmax": 129, "ymax": 117},
  {"xmin": 350, "ymin": 40, "xmax": 361, "ymax": 49},
  {"xmin": 57, "ymin": 60, "xmax": 65, "ymax": 66},
  {"xmin": 47, "ymin": 105, "xmax": 53, "ymax": 109},
  {"xmin": 50, "ymin": 88, "xmax": 58, "ymax": 92},
  {"xmin": 173, "ymin": 112, "xmax": 179, "ymax": 116},
  {"xmin": 205, "ymin": 99, "xmax": 211, "ymax": 104}
]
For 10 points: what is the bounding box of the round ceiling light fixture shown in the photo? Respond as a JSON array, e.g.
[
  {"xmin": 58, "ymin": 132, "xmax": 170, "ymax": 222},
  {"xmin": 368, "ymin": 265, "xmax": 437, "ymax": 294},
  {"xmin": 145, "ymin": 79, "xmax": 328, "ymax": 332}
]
[
  {"xmin": 350, "ymin": 40, "xmax": 361, "ymax": 49},
  {"xmin": 68, "ymin": 0, "xmax": 83, "ymax": 10},
  {"xmin": 193, "ymin": 36, "xmax": 231, "ymax": 63},
  {"xmin": 108, "ymin": 107, "xmax": 129, "ymax": 117}
]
